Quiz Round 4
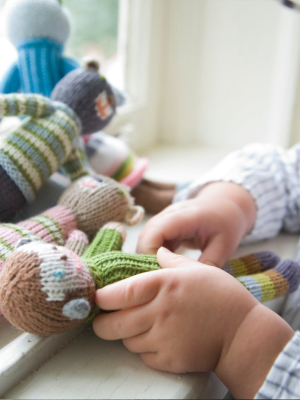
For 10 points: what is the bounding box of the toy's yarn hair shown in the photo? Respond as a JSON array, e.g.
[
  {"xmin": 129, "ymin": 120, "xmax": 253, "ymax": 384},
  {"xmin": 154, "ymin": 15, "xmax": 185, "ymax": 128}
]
[{"xmin": 0, "ymin": 242, "xmax": 95, "ymax": 335}]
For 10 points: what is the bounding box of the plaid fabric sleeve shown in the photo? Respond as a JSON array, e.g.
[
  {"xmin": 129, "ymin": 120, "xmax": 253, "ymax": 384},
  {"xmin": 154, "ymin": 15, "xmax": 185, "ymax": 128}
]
[
  {"xmin": 255, "ymin": 331, "xmax": 300, "ymax": 399},
  {"xmin": 174, "ymin": 143, "xmax": 300, "ymax": 243}
]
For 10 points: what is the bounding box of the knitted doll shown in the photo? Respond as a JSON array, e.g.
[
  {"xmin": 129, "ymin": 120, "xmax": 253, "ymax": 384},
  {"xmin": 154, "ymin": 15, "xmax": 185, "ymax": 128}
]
[
  {"xmin": 0, "ymin": 174, "xmax": 144, "ymax": 278},
  {"xmin": 0, "ymin": 221, "xmax": 299, "ymax": 336},
  {"xmin": 0, "ymin": 0, "xmax": 79, "ymax": 96},
  {"xmin": 0, "ymin": 60, "xmax": 125, "ymax": 222}
]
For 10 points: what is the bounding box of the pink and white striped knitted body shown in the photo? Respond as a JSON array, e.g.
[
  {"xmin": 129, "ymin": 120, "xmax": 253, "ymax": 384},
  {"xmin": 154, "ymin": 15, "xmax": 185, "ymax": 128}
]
[{"xmin": 0, "ymin": 205, "xmax": 77, "ymax": 273}]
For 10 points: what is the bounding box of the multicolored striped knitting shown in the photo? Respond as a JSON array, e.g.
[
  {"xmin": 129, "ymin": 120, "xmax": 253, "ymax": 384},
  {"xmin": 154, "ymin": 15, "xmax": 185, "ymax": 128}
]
[
  {"xmin": 223, "ymin": 252, "xmax": 300, "ymax": 303},
  {"xmin": 0, "ymin": 221, "xmax": 299, "ymax": 336},
  {"xmin": 84, "ymin": 132, "xmax": 148, "ymax": 188},
  {"xmin": 0, "ymin": 93, "xmax": 88, "ymax": 221},
  {"xmin": 0, "ymin": 0, "xmax": 79, "ymax": 96},
  {"xmin": 0, "ymin": 174, "xmax": 144, "ymax": 276}
]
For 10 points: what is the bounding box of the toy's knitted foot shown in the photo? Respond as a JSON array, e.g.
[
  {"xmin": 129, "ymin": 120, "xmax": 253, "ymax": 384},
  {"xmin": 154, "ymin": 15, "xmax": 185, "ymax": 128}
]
[
  {"xmin": 237, "ymin": 259, "xmax": 300, "ymax": 302},
  {"xmin": 131, "ymin": 178, "xmax": 176, "ymax": 214},
  {"xmin": 65, "ymin": 229, "xmax": 89, "ymax": 257},
  {"xmin": 223, "ymin": 251, "xmax": 280, "ymax": 277}
]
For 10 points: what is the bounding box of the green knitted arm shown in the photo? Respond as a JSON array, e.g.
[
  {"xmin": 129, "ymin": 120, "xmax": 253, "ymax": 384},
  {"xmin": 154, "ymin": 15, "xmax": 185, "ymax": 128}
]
[
  {"xmin": 0, "ymin": 93, "xmax": 55, "ymax": 118},
  {"xmin": 87, "ymin": 251, "xmax": 160, "ymax": 290},
  {"xmin": 83, "ymin": 223, "xmax": 126, "ymax": 259},
  {"xmin": 61, "ymin": 147, "xmax": 89, "ymax": 182}
]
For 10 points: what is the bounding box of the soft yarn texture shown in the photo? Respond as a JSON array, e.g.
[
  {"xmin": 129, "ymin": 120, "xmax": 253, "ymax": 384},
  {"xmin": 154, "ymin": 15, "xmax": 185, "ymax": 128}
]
[
  {"xmin": 0, "ymin": 218, "xmax": 299, "ymax": 336},
  {"xmin": 0, "ymin": 0, "xmax": 78, "ymax": 96},
  {"xmin": 0, "ymin": 93, "xmax": 87, "ymax": 220}
]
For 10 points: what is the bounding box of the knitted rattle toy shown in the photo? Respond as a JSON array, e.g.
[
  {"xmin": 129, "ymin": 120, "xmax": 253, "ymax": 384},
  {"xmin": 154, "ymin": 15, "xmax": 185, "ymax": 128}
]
[
  {"xmin": 0, "ymin": 222, "xmax": 299, "ymax": 336},
  {"xmin": 0, "ymin": 174, "xmax": 144, "ymax": 280},
  {"xmin": 0, "ymin": 0, "xmax": 79, "ymax": 96},
  {"xmin": 0, "ymin": 60, "xmax": 125, "ymax": 221}
]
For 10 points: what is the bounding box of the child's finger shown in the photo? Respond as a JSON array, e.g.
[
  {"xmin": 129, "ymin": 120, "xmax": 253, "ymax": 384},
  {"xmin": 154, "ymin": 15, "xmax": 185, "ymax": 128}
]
[
  {"xmin": 137, "ymin": 207, "xmax": 199, "ymax": 254},
  {"xmin": 157, "ymin": 247, "xmax": 200, "ymax": 269},
  {"xmin": 198, "ymin": 234, "xmax": 236, "ymax": 268},
  {"xmin": 94, "ymin": 270, "xmax": 162, "ymax": 310},
  {"xmin": 93, "ymin": 305, "xmax": 153, "ymax": 340},
  {"xmin": 123, "ymin": 332, "xmax": 156, "ymax": 354}
]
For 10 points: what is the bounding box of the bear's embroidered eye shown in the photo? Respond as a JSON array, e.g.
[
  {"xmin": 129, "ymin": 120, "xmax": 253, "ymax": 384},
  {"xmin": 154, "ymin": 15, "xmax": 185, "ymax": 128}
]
[{"xmin": 53, "ymin": 270, "xmax": 66, "ymax": 279}]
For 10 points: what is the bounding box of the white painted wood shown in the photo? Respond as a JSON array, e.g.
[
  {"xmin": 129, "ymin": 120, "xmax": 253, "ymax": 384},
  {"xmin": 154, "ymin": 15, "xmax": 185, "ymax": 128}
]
[{"xmin": 159, "ymin": 0, "xmax": 300, "ymax": 149}]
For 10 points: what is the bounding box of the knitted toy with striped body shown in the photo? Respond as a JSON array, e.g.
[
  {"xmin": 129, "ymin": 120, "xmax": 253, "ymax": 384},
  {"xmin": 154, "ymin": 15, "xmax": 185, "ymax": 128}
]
[
  {"xmin": 0, "ymin": 173, "xmax": 143, "ymax": 272},
  {"xmin": 0, "ymin": 61, "xmax": 125, "ymax": 222},
  {"xmin": 0, "ymin": 0, "xmax": 148, "ymax": 189},
  {"xmin": 0, "ymin": 221, "xmax": 299, "ymax": 336}
]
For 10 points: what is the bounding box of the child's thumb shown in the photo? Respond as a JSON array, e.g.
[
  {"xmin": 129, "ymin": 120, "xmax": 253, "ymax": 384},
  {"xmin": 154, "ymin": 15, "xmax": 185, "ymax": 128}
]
[{"xmin": 157, "ymin": 247, "xmax": 196, "ymax": 269}]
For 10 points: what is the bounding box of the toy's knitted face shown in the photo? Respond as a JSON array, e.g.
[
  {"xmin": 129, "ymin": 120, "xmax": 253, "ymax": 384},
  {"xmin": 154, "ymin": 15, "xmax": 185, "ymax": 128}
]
[
  {"xmin": 3, "ymin": 0, "xmax": 71, "ymax": 46},
  {"xmin": 58, "ymin": 175, "xmax": 143, "ymax": 239},
  {"xmin": 0, "ymin": 242, "xmax": 95, "ymax": 336},
  {"xmin": 51, "ymin": 68, "xmax": 125, "ymax": 135}
]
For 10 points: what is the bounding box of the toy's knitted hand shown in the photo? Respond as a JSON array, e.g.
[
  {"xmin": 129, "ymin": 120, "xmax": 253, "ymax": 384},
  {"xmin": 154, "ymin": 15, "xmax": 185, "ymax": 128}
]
[{"xmin": 0, "ymin": 218, "xmax": 299, "ymax": 336}]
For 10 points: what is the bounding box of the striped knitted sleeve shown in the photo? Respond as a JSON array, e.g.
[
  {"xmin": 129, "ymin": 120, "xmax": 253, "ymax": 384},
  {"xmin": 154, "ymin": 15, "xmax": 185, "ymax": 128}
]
[
  {"xmin": 0, "ymin": 93, "xmax": 55, "ymax": 119},
  {"xmin": 174, "ymin": 143, "xmax": 300, "ymax": 243},
  {"xmin": 61, "ymin": 147, "xmax": 89, "ymax": 182},
  {"xmin": 255, "ymin": 331, "xmax": 300, "ymax": 399}
]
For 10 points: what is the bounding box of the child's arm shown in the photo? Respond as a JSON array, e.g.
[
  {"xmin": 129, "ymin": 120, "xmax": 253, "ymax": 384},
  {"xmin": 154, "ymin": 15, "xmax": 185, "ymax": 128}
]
[
  {"xmin": 139, "ymin": 143, "xmax": 300, "ymax": 266},
  {"xmin": 93, "ymin": 249, "xmax": 295, "ymax": 399}
]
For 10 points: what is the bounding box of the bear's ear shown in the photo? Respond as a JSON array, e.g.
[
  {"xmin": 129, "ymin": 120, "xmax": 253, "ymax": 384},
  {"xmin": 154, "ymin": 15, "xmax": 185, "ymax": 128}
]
[
  {"xmin": 124, "ymin": 205, "xmax": 145, "ymax": 226},
  {"xmin": 15, "ymin": 238, "xmax": 39, "ymax": 250},
  {"xmin": 81, "ymin": 56, "xmax": 100, "ymax": 73}
]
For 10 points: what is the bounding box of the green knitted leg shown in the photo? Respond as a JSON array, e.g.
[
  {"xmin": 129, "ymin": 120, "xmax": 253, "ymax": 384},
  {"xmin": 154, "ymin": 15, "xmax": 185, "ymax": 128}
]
[
  {"xmin": 237, "ymin": 259, "xmax": 300, "ymax": 303},
  {"xmin": 83, "ymin": 223, "xmax": 125, "ymax": 259},
  {"xmin": 0, "ymin": 94, "xmax": 55, "ymax": 118},
  {"xmin": 223, "ymin": 251, "xmax": 280, "ymax": 278}
]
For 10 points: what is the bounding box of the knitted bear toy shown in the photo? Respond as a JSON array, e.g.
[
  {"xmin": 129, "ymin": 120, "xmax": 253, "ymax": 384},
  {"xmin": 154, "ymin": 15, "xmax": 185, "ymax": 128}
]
[
  {"xmin": 0, "ymin": 221, "xmax": 299, "ymax": 336},
  {"xmin": 0, "ymin": 0, "xmax": 79, "ymax": 96},
  {"xmin": 0, "ymin": 59, "xmax": 126, "ymax": 222},
  {"xmin": 0, "ymin": 174, "xmax": 144, "ymax": 281}
]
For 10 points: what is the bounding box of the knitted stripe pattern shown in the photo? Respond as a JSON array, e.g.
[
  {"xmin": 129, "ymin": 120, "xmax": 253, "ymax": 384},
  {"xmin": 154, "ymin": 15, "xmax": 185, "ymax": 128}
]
[
  {"xmin": 0, "ymin": 205, "xmax": 76, "ymax": 274},
  {"xmin": 224, "ymin": 251, "xmax": 300, "ymax": 302},
  {"xmin": 0, "ymin": 94, "xmax": 88, "ymax": 203},
  {"xmin": 237, "ymin": 260, "xmax": 300, "ymax": 303},
  {"xmin": 17, "ymin": 39, "xmax": 64, "ymax": 96},
  {"xmin": 65, "ymin": 229, "xmax": 89, "ymax": 257},
  {"xmin": 223, "ymin": 252, "xmax": 281, "ymax": 277}
]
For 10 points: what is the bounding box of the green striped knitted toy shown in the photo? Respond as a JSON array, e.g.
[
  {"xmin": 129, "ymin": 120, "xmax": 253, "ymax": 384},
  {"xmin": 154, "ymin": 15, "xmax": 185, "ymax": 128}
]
[
  {"xmin": 0, "ymin": 222, "xmax": 299, "ymax": 336},
  {"xmin": 0, "ymin": 61, "xmax": 124, "ymax": 222}
]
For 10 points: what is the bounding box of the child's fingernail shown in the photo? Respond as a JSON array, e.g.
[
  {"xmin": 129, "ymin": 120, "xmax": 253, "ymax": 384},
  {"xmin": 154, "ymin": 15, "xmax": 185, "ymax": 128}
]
[
  {"xmin": 158, "ymin": 247, "xmax": 171, "ymax": 254},
  {"xmin": 204, "ymin": 260, "xmax": 216, "ymax": 266}
]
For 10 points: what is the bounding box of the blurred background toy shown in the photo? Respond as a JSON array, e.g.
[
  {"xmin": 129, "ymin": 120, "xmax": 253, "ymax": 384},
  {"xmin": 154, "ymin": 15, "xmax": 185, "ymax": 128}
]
[{"xmin": 0, "ymin": 0, "xmax": 78, "ymax": 96}]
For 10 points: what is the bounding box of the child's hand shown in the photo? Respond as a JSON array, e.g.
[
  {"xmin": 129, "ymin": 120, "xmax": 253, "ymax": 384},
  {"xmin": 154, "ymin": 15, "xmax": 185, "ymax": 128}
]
[
  {"xmin": 93, "ymin": 248, "xmax": 294, "ymax": 399},
  {"xmin": 137, "ymin": 182, "xmax": 257, "ymax": 267}
]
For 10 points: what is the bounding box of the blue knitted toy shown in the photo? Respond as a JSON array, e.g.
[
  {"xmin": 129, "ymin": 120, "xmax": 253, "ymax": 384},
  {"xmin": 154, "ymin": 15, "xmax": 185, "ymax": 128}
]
[{"xmin": 0, "ymin": 0, "xmax": 79, "ymax": 96}]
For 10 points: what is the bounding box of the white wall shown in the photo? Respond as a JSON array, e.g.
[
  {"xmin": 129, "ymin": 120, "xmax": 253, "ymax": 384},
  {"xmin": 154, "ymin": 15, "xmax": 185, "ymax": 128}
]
[{"xmin": 158, "ymin": 0, "xmax": 300, "ymax": 150}]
